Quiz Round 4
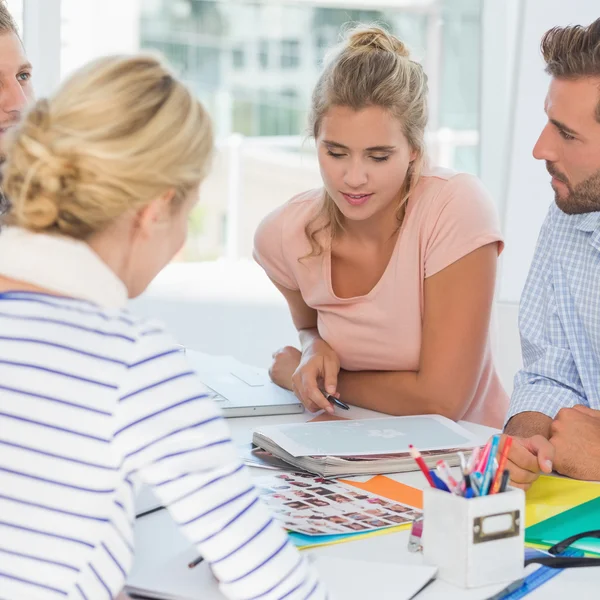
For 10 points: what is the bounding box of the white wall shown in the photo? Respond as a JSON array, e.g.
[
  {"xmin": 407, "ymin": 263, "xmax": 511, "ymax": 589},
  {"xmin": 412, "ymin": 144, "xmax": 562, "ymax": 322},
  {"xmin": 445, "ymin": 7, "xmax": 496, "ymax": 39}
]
[{"xmin": 498, "ymin": 0, "xmax": 599, "ymax": 302}]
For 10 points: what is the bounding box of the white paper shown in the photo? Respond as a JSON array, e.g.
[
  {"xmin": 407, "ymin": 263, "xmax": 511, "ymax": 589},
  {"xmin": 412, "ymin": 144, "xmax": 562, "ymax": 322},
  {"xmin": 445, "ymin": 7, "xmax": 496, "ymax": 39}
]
[
  {"xmin": 127, "ymin": 553, "xmax": 437, "ymax": 600},
  {"xmin": 254, "ymin": 415, "xmax": 479, "ymax": 457},
  {"xmin": 127, "ymin": 547, "xmax": 221, "ymax": 600},
  {"xmin": 312, "ymin": 557, "xmax": 437, "ymax": 600}
]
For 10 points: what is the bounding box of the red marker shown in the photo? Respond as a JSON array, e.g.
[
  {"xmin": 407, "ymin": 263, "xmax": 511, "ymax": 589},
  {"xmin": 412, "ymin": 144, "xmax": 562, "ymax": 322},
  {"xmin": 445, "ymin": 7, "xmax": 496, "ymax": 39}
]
[{"xmin": 409, "ymin": 444, "xmax": 435, "ymax": 487}]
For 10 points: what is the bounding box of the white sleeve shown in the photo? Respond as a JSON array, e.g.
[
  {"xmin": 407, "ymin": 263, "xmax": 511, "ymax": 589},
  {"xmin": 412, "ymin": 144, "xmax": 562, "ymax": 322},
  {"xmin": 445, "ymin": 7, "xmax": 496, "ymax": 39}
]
[{"xmin": 114, "ymin": 324, "xmax": 326, "ymax": 600}]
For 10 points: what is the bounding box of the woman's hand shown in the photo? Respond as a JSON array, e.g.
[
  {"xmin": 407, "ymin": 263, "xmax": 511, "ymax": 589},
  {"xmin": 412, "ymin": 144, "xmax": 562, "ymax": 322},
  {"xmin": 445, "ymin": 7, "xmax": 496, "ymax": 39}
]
[
  {"xmin": 269, "ymin": 346, "xmax": 302, "ymax": 391},
  {"xmin": 270, "ymin": 341, "xmax": 341, "ymax": 414}
]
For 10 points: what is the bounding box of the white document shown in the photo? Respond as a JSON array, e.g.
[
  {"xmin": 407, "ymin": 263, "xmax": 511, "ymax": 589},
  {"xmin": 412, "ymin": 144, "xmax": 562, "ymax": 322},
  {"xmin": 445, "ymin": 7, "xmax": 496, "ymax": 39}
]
[
  {"xmin": 126, "ymin": 547, "xmax": 221, "ymax": 600},
  {"xmin": 313, "ymin": 557, "xmax": 437, "ymax": 600},
  {"xmin": 254, "ymin": 415, "xmax": 479, "ymax": 458},
  {"xmin": 127, "ymin": 552, "xmax": 437, "ymax": 600}
]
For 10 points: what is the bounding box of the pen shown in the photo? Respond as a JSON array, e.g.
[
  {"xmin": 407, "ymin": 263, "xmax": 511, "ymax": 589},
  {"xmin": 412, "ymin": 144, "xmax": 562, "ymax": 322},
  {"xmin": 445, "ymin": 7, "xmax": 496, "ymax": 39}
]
[
  {"xmin": 409, "ymin": 444, "xmax": 435, "ymax": 487},
  {"xmin": 499, "ymin": 469, "xmax": 510, "ymax": 493},
  {"xmin": 490, "ymin": 436, "xmax": 513, "ymax": 494},
  {"xmin": 480, "ymin": 434, "xmax": 500, "ymax": 496},
  {"xmin": 463, "ymin": 469, "xmax": 476, "ymax": 498},
  {"xmin": 324, "ymin": 392, "xmax": 349, "ymax": 410},
  {"xmin": 467, "ymin": 446, "xmax": 481, "ymax": 473},
  {"xmin": 436, "ymin": 460, "xmax": 459, "ymax": 494},
  {"xmin": 429, "ymin": 470, "xmax": 450, "ymax": 492},
  {"xmin": 486, "ymin": 577, "xmax": 525, "ymax": 600},
  {"xmin": 470, "ymin": 471, "xmax": 483, "ymax": 496},
  {"xmin": 475, "ymin": 439, "xmax": 492, "ymax": 474},
  {"xmin": 188, "ymin": 556, "xmax": 204, "ymax": 569},
  {"xmin": 457, "ymin": 451, "xmax": 467, "ymax": 473}
]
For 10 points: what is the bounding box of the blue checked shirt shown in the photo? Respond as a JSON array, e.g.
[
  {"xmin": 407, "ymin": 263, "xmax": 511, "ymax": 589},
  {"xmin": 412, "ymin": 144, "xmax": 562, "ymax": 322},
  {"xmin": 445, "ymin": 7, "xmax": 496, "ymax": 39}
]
[{"xmin": 507, "ymin": 202, "xmax": 600, "ymax": 423}]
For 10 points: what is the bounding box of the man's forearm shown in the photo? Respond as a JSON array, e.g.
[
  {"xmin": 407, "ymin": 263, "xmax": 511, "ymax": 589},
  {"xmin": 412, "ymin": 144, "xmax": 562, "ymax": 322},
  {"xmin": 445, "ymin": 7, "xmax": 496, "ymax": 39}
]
[{"xmin": 504, "ymin": 411, "xmax": 553, "ymax": 439}]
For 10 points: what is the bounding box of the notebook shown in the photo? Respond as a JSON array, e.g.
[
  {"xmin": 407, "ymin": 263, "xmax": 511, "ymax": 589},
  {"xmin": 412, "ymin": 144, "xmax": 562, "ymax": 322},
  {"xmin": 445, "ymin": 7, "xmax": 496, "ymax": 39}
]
[
  {"xmin": 525, "ymin": 496, "xmax": 600, "ymax": 556},
  {"xmin": 252, "ymin": 415, "xmax": 480, "ymax": 477},
  {"xmin": 525, "ymin": 474, "xmax": 600, "ymax": 527},
  {"xmin": 185, "ymin": 350, "xmax": 304, "ymax": 417}
]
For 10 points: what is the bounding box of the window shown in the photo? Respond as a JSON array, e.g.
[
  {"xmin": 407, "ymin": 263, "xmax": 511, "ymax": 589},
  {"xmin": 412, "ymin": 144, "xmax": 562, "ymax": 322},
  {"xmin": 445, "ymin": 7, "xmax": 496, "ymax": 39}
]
[
  {"xmin": 55, "ymin": 0, "xmax": 484, "ymax": 262},
  {"xmin": 258, "ymin": 39, "xmax": 269, "ymax": 69},
  {"xmin": 280, "ymin": 39, "xmax": 300, "ymax": 69},
  {"xmin": 232, "ymin": 45, "xmax": 245, "ymax": 69}
]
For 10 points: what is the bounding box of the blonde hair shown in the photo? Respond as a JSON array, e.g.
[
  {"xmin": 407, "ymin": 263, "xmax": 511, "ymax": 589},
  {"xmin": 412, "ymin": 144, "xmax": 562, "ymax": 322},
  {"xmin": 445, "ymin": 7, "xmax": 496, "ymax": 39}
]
[
  {"xmin": 541, "ymin": 18, "xmax": 600, "ymax": 121},
  {"xmin": 0, "ymin": 0, "xmax": 19, "ymax": 36},
  {"xmin": 1, "ymin": 54, "xmax": 213, "ymax": 238},
  {"xmin": 305, "ymin": 25, "xmax": 428, "ymax": 258}
]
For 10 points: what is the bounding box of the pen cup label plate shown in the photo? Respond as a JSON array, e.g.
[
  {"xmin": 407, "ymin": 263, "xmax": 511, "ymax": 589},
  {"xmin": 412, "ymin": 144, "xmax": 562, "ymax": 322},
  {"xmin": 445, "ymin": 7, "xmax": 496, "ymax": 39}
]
[{"xmin": 472, "ymin": 510, "xmax": 520, "ymax": 544}]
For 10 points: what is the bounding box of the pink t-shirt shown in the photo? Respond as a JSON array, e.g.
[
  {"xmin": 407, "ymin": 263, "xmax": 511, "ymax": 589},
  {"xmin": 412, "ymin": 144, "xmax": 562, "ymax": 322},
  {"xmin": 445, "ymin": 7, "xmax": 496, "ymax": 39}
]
[{"xmin": 253, "ymin": 166, "xmax": 508, "ymax": 427}]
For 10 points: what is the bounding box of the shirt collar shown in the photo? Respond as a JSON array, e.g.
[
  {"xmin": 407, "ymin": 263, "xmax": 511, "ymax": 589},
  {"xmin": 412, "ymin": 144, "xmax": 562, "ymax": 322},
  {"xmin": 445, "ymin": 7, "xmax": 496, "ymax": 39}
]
[
  {"xmin": 573, "ymin": 211, "xmax": 600, "ymax": 233},
  {"xmin": 0, "ymin": 226, "xmax": 129, "ymax": 309}
]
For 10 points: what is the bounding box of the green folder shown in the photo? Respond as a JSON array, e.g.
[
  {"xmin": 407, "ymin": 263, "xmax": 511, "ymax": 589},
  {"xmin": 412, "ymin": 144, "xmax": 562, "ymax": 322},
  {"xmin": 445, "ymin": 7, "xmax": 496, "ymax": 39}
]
[{"xmin": 526, "ymin": 496, "xmax": 600, "ymax": 556}]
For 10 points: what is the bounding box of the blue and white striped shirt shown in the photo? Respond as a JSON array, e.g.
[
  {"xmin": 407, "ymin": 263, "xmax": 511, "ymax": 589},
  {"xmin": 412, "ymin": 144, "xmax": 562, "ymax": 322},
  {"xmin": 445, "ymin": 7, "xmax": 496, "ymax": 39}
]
[
  {"xmin": 507, "ymin": 203, "xmax": 600, "ymax": 423},
  {"xmin": 0, "ymin": 228, "xmax": 325, "ymax": 600}
]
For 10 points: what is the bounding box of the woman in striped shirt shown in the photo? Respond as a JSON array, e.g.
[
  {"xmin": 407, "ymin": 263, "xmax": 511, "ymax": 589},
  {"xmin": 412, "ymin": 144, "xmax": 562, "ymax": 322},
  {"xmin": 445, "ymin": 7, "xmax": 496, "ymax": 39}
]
[{"xmin": 0, "ymin": 55, "xmax": 325, "ymax": 600}]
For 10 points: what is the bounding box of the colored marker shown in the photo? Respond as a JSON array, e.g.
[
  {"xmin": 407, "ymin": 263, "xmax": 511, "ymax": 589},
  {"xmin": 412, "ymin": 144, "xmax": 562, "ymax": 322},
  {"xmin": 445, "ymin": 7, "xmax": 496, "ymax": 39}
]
[
  {"xmin": 491, "ymin": 436, "xmax": 513, "ymax": 494},
  {"xmin": 480, "ymin": 434, "xmax": 500, "ymax": 496}
]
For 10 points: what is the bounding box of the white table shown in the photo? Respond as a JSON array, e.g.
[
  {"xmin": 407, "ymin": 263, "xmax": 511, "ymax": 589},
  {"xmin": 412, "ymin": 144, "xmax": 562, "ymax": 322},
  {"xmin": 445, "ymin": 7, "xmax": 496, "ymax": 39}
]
[{"xmin": 128, "ymin": 405, "xmax": 600, "ymax": 599}]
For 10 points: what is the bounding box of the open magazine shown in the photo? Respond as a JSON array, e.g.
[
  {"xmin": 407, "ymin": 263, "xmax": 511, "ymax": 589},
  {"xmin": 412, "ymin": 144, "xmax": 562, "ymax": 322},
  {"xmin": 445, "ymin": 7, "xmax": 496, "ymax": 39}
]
[{"xmin": 252, "ymin": 415, "xmax": 480, "ymax": 477}]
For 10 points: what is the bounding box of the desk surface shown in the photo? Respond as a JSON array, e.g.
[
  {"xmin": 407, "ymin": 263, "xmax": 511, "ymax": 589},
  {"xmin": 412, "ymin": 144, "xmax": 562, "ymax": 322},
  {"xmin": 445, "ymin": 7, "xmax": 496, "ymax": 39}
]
[{"xmin": 129, "ymin": 406, "xmax": 600, "ymax": 599}]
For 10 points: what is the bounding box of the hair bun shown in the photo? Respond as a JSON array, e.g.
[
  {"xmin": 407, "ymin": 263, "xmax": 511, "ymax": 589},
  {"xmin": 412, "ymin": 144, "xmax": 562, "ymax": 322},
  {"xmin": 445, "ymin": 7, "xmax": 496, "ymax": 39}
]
[
  {"xmin": 4, "ymin": 98, "xmax": 85, "ymax": 234},
  {"xmin": 347, "ymin": 26, "xmax": 410, "ymax": 58}
]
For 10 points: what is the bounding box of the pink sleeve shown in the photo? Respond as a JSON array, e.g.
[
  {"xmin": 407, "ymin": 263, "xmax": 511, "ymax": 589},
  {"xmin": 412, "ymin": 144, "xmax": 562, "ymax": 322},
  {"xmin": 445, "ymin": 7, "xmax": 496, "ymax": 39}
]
[
  {"xmin": 253, "ymin": 203, "xmax": 300, "ymax": 290},
  {"xmin": 424, "ymin": 173, "xmax": 504, "ymax": 278}
]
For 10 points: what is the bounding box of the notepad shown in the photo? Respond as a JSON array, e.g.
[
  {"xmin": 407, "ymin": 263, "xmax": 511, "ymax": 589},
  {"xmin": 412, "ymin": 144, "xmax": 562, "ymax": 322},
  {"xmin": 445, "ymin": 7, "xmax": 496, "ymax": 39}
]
[{"xmin": 526, "ymin": 496, "xmax": 600, "ymax": 555}]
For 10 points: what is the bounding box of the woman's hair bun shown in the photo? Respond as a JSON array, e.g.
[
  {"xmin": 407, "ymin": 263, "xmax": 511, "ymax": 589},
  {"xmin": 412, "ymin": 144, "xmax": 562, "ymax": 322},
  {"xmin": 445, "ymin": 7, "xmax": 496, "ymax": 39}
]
[
  {"xmin": 4, "ymin": 98, "xmax": 84, "ymax": 234},
  {"xmin": 346, "ymin": 26, "xmax": 410, "ymax": 58}
]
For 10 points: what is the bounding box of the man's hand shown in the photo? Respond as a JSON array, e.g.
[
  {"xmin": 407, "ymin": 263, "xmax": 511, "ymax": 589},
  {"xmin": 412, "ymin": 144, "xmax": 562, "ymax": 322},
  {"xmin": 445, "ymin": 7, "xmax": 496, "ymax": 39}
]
[
  {"xmin": 505, "ymin": 435, "xmax": 554, "ymax": 491},
  {"xmin": 550, "ymin": 405, "xmax": 600, "ymax": 480}
]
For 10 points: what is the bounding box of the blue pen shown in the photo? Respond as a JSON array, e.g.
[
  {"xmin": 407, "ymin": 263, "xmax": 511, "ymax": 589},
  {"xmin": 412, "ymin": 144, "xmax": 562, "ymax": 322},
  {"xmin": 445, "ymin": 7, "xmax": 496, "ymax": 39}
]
[
  {"xmin": 429, "ymin": 470, "xmax": 450, "ymax": 492},
  {"xmin": 480, "ymin": 434, "xmax": 500, "ymax": 496}
]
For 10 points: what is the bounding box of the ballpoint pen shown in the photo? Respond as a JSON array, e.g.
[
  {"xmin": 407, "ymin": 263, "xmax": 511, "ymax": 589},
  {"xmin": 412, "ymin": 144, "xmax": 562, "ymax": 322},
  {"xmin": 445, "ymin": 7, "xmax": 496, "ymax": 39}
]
[
  {"xmin": 188, "ymin": 556, "xmax": 204, "ymax": 569},
  {"xmin": 324, "ymin": 392, "xmax": 349, "ymax": 410}
]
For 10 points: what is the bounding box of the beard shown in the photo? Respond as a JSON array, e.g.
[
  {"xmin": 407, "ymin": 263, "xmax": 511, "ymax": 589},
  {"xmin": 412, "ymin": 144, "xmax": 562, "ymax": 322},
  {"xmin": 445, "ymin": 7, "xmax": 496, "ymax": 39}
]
[{"xmin": 547, "ymin": 162, "xmax": 600, "ymax": 215}]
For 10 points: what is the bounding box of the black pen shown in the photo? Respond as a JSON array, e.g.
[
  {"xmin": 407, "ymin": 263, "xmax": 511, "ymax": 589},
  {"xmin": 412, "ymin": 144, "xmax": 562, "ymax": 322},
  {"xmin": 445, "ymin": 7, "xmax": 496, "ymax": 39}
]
[
  {"xmin": 324, "ymin": 392, "xmax": 349, "ymax": 410},
  {"xmin": 499, "ymin": 469, "xmax": 510, "ymax": 493},
  {"xmin": 188, "ymin": 555, "xmax": 204, "ymax": 569}
]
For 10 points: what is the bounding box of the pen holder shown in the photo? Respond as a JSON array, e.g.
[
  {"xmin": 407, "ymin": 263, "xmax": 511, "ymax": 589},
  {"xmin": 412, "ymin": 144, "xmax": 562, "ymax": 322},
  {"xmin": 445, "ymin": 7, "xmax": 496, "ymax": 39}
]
[{"xmin": 422, "ymin": 486, "xmax": 525, "ymax": 588}]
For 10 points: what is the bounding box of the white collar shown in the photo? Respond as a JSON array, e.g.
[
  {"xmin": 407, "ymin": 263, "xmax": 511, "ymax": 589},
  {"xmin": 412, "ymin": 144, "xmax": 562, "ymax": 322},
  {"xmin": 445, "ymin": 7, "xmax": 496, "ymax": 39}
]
[{"xmin": 0, "ymin": 227, "xmax": 129, "ymax": 309}]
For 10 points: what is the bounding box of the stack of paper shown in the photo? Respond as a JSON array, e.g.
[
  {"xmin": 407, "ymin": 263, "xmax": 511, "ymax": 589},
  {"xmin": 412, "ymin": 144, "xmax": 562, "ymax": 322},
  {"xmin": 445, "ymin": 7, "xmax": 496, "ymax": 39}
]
[{"xmin": 252, "ymin": 415, "xmax": 479, "ymax": 477}]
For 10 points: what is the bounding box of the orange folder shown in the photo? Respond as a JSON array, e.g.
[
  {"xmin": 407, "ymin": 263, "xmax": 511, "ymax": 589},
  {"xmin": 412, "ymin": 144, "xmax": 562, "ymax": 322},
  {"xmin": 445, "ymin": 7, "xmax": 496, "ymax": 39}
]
[{"xmin": 340, "ymin": 475, "xmax": 423, "ymax": 510}]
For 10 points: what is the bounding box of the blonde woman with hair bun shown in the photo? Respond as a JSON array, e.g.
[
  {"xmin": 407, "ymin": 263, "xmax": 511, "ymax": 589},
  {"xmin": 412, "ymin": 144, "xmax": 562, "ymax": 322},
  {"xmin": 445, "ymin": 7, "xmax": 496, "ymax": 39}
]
[
  {"xmin": 0, "ymin": 56, "xmax": 325, "ymax": 599},
  {"xmin": 255, "ymin": 25, "xmax": 508, "ymax": 427}
]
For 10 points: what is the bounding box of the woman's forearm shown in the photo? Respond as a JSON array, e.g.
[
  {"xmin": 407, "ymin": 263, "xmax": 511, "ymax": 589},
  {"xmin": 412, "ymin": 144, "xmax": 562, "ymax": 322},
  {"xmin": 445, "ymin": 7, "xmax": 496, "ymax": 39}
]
[
  {"xmin": 336, "ymin": 369, "xmax": 469, "ymax": 421},
  {"xmin": 298, "ymin": 327, "xmax": 324, "ymax": 351}
]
